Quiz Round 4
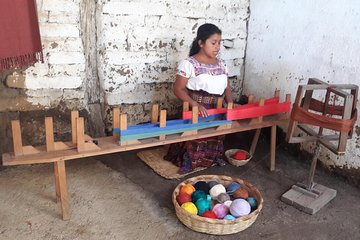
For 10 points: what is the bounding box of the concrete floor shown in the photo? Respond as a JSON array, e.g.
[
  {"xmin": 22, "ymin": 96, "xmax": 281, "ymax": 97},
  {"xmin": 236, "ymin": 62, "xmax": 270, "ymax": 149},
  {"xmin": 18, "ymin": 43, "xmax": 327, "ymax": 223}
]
[
  {"xmin": 0, "ymin": 131, "xmax": 359, "ymax": 240},
  {"xmin": 101, "ymin": 131, "xmax": 360, "ymax": 240}
]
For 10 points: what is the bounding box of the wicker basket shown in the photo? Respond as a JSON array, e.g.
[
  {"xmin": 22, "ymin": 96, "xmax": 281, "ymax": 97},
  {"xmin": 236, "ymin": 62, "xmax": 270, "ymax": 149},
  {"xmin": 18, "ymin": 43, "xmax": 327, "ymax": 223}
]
[
  {"xmin": 172, "ymin": 175, "xmax": 263, "ymax": 235},
  {"xmin": 225, "ymin": 149, "xmax": 252, "ymax": 167}
]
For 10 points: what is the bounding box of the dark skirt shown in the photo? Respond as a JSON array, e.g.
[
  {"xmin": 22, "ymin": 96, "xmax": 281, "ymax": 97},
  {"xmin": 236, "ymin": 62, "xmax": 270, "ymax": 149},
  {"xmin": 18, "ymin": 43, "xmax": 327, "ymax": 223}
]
[{"xmin": 164, "ymin": 89, "xmax": 226, "ymax": 173}]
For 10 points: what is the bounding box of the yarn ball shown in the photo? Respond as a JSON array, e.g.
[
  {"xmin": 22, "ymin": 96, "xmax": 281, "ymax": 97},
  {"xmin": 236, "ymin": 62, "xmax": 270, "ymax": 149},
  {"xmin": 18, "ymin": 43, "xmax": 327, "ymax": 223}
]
[
  {"xmin": 181, "ymin": 202, "xmax": 198, "ymax": 215},
  {"xmin": 208, "ymin": 181, "xmax": 219, "ymax": 189},
  {"xmin": 212, "ymin": 203, "xmax": 229, "ymax": 219},
  {"xmin": 191, "ymin": 190, "xmax": 207, "ymax": 203},
  {"xmin": 226, "ymin": 182, "xmax": 241, "ymax": 194},
  {"xmin": 209, "ymin": 184, "xmax": 226, "ymax": 199},
  {"xmin": 224, "ymin": 214, "xmax": 236, "ymax": 220},
  {"xmin": 230, "ymin": 199, "xmax": 251, "ymax": 217},
  {"xmin": 223, "ymin": 200, "xmax": 233, "ymax": 208},
  {"xmin": 176, "ymin": 192, "xmax": 192, "ymax": 205},
  {"xmin": 201, "ymin": 210, "xmax": 218, "ymax": 219},
  {"xmin": 247, "ymin": 197, "xmax": 258, "ymax": 210},
  {"xmin": 232, "ymin": 150, "xmax": 247, "ymax": 160},
  {"xmin": 217, "ymin": 192, "xmax": 231, "ymax": 203},
  {"xmin": 194, "ymin": 181, "xmax": 210, "ymax": 194},
  {"xmin": 180, "ymin": 184, "xmax": 196, "ymax": 195},
  {"xmin": 233, "ymin": 187, "xmax": 249, "ymax": 199},
  {"xmin": 195, "ymin": 198, "xmax": 211, "ymax": 215}
]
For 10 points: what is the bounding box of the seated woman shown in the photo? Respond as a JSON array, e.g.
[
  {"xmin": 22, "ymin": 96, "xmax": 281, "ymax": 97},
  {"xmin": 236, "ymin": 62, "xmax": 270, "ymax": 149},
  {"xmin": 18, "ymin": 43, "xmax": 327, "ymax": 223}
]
[{"xmin": 164, "ymin": 23, "xmax": 236, "ymax": 174}]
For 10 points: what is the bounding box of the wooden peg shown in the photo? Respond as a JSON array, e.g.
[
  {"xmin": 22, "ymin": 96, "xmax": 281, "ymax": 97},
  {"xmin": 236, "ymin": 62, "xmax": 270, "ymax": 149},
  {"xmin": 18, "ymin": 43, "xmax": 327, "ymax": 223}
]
[
  {"xmin": 248, "ymin": 95, "xmax": 254, "ymax": 104},
  {"xmin": 112, "ymin": 108, "xmax": 120, "ymax": 129},
  {"xmin": 159, "ymin": 110, "xmax": 166, "ymax": 140},
  {"xmin": 11, "ymin": 120, "xmax": 23, "ymax": 156},
  {"xmin": 258, "ymin": 99, "xmax": 265, "ymax": 122},
  {"xmin": 120, "ymin": 114, "xmax": 127, "ymax": 130},
  {"xmin": 71, "ymin": 111, "xmax": 79, "ymax": 145},
  {"xmin": 227, "ymin": 102, "xmax": 233, "ymax": 110},
  {"xmin": 216, "ymin": 98, "xmax": 223, "ymax": 109},
  {"xmin": 286, "ymin": 94, "xmax": 291, "ymax": 102},
  {"xmin": 151, "ymin": 104, "xmax": 159, "ymax": 123},
  {"xmin": 183, "ymin": 102, "xmax": 189, "ymax": 112},
  {"xmin": 274, "ymin": 89, "xmax": 280, "ymax": 98},
  {"xmin": 76, "ymin": 117, "xmax": 85, "ymax": 152},
  {"xmin": 45, "ymin": 117, "xmax": 55, "ymax": 152}
]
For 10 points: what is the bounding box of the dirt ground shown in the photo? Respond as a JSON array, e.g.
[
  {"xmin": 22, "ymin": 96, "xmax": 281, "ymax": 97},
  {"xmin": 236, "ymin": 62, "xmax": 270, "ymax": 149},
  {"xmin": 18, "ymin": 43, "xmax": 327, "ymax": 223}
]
[
  {"xmin": 0, "ymin": 159, "xmax": 182, "ymax": 240},
  {"xmin": 0, "ymin": 134, "xmax": 359, "ymax": 240}
]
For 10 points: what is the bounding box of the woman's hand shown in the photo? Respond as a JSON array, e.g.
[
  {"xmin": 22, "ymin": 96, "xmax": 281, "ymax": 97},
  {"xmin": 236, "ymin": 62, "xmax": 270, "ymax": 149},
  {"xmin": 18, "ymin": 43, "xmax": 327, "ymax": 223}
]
[{"xmin": 192, "ymin": 102, "xmax": 209, "ymax": 117}]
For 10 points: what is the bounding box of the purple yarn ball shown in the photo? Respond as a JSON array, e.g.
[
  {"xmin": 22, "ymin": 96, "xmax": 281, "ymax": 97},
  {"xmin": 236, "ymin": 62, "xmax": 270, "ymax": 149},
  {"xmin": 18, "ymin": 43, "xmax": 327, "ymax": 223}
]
[
  {"xmin": 230, "ymin": 199, "xmax": 251, "ymax": 217},
  {"xmin": 212, "ymin": 203, "xmax": 229, "ymax": 219}
]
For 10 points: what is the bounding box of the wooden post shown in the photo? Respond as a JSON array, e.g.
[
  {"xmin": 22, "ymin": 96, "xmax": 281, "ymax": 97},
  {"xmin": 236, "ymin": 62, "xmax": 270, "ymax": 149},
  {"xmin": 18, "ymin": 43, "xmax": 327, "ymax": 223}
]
[
  {"xmin": 112, "ymin": 108, "xmax": 120, "ymax": 140},
  {"xmin": 274, "ymin": 89, "xmax": 280, "ymax": 98},
  {"xmin": 45, "ymin": 117, "xmax": 55, "ymax": 152},
  {"xmin": 151, "ymin": 104, "xmax": 159, "ymax": 123},
  {"xmin": 11, "ymin": 120, "xmax": 23, "ymax": 156},
  {"xmin": 71, "ymin": 111, "xmax": 79, "ymax": 145},
  {"xmin": 249, "ymin": 128, "xmax": 261, "ymax": 156},
  {"xmin": 248, "ymin": 95, "xmax": 254, "ymax": 104},
  {"xmin": 217, "ymin": 98, "xmax": 223, "ymax": 109},
  {"xmin": 159, "ymin": 110, "xmax": 166, "ymax": 140},
  {"xmin": 119, "ymin": 114, "xmax": 127, "ymax": 146},
  {"xmin": 270, "ymin": 125, "xmax": 276, "ymax": 171},
  {"xmin": 54, "ymin": 162, "xmax": 61, "ymax": 203},
  {"xmin": 258, "ymin": 99, "xmax": 265, "ymax": 122},
  {"xmin": 113, "ymin": 108, "xmax": 120, "ymax": 129},
  {"xmin": 227, "ymin": 102, "xmax": 233, "ymax": 110},
  {"xmin": 192, "ymin": 106, "xmax": 198, "ymax": 135},
  {"xmin": 183, "ymin": 102, "xmax": 189, "ymax": 112},
  {"xmin": 76, "ymin": 117, "xmax": 85, "ymax": 152},
  {"xmin": 55, "ymin": 160, "xmax": 70, "ymax": 220},
  {"xmin": 286, "ymin": 86, "xmax": 304, "ymax": 142}
]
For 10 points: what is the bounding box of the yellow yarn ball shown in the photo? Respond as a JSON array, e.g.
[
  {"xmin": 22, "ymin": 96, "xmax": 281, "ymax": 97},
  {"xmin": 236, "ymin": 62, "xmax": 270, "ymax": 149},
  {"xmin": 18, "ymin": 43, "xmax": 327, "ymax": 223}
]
[{"xmin": 181, "ymin": 202, "xmax": 198, "ymax": 215}]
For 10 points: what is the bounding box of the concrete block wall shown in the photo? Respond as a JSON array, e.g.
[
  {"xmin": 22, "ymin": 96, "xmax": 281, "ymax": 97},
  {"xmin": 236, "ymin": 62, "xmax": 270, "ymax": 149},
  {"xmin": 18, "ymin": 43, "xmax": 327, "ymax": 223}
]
[
  {"xmin": 0, "ymin": 0, "xmax": 249, "ymax": 155},
  {"xmin": 97, "ymin": 0, "xmax": 249, "ymax": 125}
]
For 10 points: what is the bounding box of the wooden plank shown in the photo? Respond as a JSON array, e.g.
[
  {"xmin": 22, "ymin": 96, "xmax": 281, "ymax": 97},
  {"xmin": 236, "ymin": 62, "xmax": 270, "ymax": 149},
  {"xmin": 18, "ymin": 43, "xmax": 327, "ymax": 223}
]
[
  {"xmin": 71, "ymin": 111, "xmax": 79, "ymax": 145},
  {"xmin": 11, "ymin": 120, "xmax": 23, "ymax": 156},
  {"xmin": 45, "ymin": 117, "xmax": 55, "ymax": 152},
  {"xmin": 159, "ymin": 110, "xmax": 166, "ymax": 140},
  {"xmin": 55, "ymin": 160, "xmax": 70, "ymax": 220},
  {"xmin": 2, "ymin": 115, "xmax": 288, "ymax": 166},
  {"xmin": 151, "ymin": 104, "xmax": 159, "ymax": 123}
]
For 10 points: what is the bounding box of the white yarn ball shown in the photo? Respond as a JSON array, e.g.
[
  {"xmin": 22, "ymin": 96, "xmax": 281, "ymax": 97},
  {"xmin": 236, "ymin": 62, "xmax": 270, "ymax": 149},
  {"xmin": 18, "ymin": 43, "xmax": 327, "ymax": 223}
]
[{"xmin": 209, "ymin": 184, "xmax": 226, "ymax": 199}]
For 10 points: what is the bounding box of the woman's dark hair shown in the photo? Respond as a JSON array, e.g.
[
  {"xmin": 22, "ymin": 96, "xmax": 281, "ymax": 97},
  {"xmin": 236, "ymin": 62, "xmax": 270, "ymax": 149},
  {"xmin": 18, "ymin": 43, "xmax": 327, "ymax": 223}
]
[{"xmin": 189, "ymin": 23, "xmax": 222, "ymax": 56}]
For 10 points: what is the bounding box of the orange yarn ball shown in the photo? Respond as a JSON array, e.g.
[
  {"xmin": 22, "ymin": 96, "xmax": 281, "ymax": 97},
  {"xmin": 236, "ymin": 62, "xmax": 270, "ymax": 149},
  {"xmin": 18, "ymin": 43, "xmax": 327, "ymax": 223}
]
[
  {"xmin": 233, "ymin": 188, "xmax": 249, "ymax": 199},
  {"xmin": 180, "ymin": 184, "xmax": 196, "ymax": 195}
]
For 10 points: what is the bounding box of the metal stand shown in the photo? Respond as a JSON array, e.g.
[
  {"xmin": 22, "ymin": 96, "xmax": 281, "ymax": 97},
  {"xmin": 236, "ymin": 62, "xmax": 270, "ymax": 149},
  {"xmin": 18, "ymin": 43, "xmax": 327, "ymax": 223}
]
[{"xmin": 281, "ymin": 142, "xmax": 337, "ymax": 214}]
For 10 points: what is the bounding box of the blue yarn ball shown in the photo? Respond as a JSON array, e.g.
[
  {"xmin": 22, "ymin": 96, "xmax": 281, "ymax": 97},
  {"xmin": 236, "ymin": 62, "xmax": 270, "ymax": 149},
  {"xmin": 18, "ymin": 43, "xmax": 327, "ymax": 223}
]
[
  {"xmin": 224, "ymin": 214, "xmax": 236, "ymax": 220},
  {"xmin": 195, "ymin": 198, "xmax": 211, "ymax": 215},
  {"xmin": 191, "ymin": 190, "xmax": 207, "ymax": 203},
  {"xmin": 247, "ymin": 197, "xmax": 258, "ymax": 210},
  {"xmin": 226, "ymin": 182, "xmax": 241, "ymax": 195}
]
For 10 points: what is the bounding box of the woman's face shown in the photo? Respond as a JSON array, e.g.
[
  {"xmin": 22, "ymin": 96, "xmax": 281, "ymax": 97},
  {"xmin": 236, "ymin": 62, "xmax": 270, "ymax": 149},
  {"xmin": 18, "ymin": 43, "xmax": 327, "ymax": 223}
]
[{"xmin": 199, "ymin": 33, "xmax": 222, "ymax": 59}]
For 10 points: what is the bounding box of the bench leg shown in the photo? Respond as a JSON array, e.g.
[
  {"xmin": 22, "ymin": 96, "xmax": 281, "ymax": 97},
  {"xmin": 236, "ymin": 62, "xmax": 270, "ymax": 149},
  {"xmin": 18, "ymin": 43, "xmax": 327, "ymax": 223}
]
[
  {"xmin": 54, "ymin": 161, "xmax": 70, "ymax": 220},
  {"xmin": 249, "ymin": 129, "xmax": 261, "ymax": 156},
  {"xmin": 270, "ymin": 125, "xmax": 276, "ymax": 171},
  {"xmin": 54, "ymin": 162, "xmax": 61, "ymax": 203}
]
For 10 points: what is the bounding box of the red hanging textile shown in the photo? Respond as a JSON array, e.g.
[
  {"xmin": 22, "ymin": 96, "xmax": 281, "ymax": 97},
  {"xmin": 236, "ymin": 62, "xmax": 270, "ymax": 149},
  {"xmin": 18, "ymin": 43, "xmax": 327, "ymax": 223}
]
[{"xmin": 0, "ymin": 0, "xmax": 43, "ymax": 70}]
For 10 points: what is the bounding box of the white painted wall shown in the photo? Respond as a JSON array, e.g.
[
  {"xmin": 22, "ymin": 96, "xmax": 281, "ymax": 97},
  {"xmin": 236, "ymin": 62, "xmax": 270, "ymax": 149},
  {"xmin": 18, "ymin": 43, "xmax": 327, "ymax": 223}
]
[{"xmin": 245, "ymin": 0, "xmax": 360, "ymax": 169}]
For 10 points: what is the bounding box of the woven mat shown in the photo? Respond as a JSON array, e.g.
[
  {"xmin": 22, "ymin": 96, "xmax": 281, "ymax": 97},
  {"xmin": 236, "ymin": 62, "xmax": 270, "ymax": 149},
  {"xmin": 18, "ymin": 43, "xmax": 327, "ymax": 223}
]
[{"xmin": 137, "ymin": 147, "xmax": 207, "ymax": 179}]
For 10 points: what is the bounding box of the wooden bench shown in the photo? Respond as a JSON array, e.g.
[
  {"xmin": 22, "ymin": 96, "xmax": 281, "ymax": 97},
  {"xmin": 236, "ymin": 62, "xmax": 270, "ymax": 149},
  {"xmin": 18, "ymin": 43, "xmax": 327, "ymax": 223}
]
[{"xmin": 2, "ymin": 92, "xmax": 290, "ymax": 220}]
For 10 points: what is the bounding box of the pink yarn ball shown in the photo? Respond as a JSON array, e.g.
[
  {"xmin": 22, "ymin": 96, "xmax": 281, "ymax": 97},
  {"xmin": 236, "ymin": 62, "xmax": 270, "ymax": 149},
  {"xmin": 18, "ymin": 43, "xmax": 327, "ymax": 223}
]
[
  {"xmin": 212, "ymin": 203, "xmax": 229, "ymax": 219},
  {"xmin": 230, "ymin": 199, "xmax": 251, "ymax": 217}
]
